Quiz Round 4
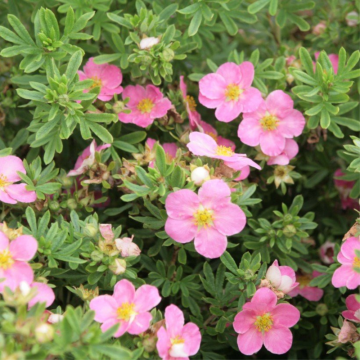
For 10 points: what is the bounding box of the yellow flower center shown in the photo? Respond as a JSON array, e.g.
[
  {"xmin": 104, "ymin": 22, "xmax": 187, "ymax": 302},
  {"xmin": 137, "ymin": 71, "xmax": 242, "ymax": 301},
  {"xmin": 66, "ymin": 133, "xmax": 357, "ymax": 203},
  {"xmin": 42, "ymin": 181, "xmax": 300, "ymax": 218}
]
[
  {"xmin": 117, "ymin": 302, "xmax": 136, "ymax": 321},
  {"xmin": 216, "ymin": 145, "xmax": 234, "ymax": 157},
  {"xmin": 0, "ymin": 174, "xmax": 10, "ymax": 189},
  {"xmin": 171, "ymin": 336, "xmax": 185, "ymax": 345},
  {"xmin": 0, "ymin": 249, "xmax": 14, "ymax": 270},
  {"xmin": 225, "ymin": 84, "xmax": 242, "ymax": 101},
  {"xmin": 260, "ymin": 114, "xmax": 279, "ymax": 131},
  {"xmin": 90, "ymin": 76, "xmax": 102, "ymax": 89},
  {"xmin": 137, "ymin": 98, "xmax": 154, "ymax": 113},
  {"xmin": 186, "ymin": 95, "xmax": 197, "ymax": 112},
  {"xmin": 353, "ymin": 256, "xmax": 360, "ymax": 269},
  {"xmin": 254, "ymin": 313, "xmax": 273, "ymax": 332},
  {"xmin": 297, "ymin": 274, "xmax": 311, "ymax": 288},
  {"xmin": 194, "ymin": 207, "xmax": 213, "ymax": 228}
]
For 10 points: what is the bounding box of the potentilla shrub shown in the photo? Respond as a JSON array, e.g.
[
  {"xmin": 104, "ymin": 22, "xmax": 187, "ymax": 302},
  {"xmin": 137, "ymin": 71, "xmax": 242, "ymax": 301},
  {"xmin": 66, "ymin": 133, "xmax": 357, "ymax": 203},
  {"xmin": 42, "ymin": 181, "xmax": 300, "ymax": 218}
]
[{"xmin": 0, "ymin": 1, "xmax": 359, "ymax": 359}]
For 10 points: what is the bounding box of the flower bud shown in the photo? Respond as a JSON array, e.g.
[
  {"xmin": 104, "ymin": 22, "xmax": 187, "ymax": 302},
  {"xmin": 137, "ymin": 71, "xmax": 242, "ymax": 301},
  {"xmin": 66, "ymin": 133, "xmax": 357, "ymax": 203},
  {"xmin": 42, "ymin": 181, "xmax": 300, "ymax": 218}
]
[
  {"xmin": 162, "ymin": 48, "xmax": 174, "ymax": 62},
  {"xmin": 91, "ymin": 250, "xmax": 103, "ymax": 262},
  {"xmin": 48, "ymin": 313, "xmax": 64, "ymax": 324},
  {"xmin": 312, "ymin": 21, "xmax": 326, "ymax": 35},
  {"xmin": 84, "ymin": 223, "xmax": 98, "ymax": 238},
  {"xmin": 49, "ymin": 200, "xmax": 60, "ymax": 211},
  {"xmin": 109, "ymin": 258, "xmax": 126, "ymax": 275},
  {"xmin": 35, "ymin": 323, "xmax": 54, "ymax": 343},
  {"xmin": 113, "ymin": 101, "xmax": 125, "ymax": 114},
  {"xmin": 140, "ymin": 37, "xmax": 160, "ymax": 50},
  {"xmin": 346, "ymin": 11, "xmax": 359, "ymax": 27},
  {"xmin": 283, "ymin": 224, "xmax": 297, "ymax": 238},
  {"xmin": 316, "ymin": 303, "xmax": 328, "ymax": 316},
  {"xmin": 66, "ymin": 198, "xmax": 77, "ymax": 210},
  {"xmin": 191, "ymin": 167, "xmax": 210, "ymax": 185}
]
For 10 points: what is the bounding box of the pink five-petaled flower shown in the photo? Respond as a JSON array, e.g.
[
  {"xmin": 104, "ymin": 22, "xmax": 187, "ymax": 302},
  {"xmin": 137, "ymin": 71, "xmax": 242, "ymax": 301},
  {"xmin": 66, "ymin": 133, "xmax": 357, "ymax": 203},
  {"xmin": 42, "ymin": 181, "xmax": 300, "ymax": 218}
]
[
  {"xmin": 267, "ymin": 139, "xmax": 299, "ymax": 166},
  {"xmin": 187, "ymin": 132, "xmax": 261, "ymax": 179},
  {"xmin": 18, "ymin": 281, "xmax": 55, "ymax": 309},
  {"xmin": 156, "ymin": 304, "xmax": 201, "ymax": 360},
  {"xmin": 288, "ymin": 271, "xmax": 324, "ymax": 301},
  {"xmin": 343, "ymin": 294, "xmax": 360, "ymax": 323},
  {"xmin": 89, "ymin": 279, "xmax": 161, "ymax": 337},
  {"xmin": 233, "ymin": 287, "xmax": 300, "ymax": 355},
  {"xmin": 119, "ymin": 85, "xmax": 172, "ymax": 128},
  {"xmin": 164, "ymin": 179, "xmax": 246, "ymax": 259},
  {"xmin": 78, "ymin": 58, "xmax": 123, "ymax": 101},
  {"xmin": 197, "ymin": 120, "xmax": 236, "ymax": 150},
  {"xmin": 146, "ymin": 138, "xmax": 177, "ymax": 168},
  {"xmin": 115, "ymin": 236, "xmax": 141, "ymax": 257},
  {"xmin": 332, "ymin": 237, "xmax": 360, "ymax": 290},
  {"xmin": 265, "ymin": 260, "xmax": 299, "ymax": 294},
  {"xmin": 199, "ymin": 62, "xmax": 262, "ymax": 122},
  {"xmin": 180, "ymin": 76, "xmax": 201, "ymax": 130},
  {"xmin": 0, "ymin": 231, "xmax": 37, "ymax": 292},
  {"xmin": 238, "ymin": 90, "xmax": 305, "ymax": 156},
  {"xmin": 67, "ymin": 140, "xmax": 110, "ymax": 177},
  {"xmin": 0, "ymin": 156, "xmax": 37, "ymax": 204}
]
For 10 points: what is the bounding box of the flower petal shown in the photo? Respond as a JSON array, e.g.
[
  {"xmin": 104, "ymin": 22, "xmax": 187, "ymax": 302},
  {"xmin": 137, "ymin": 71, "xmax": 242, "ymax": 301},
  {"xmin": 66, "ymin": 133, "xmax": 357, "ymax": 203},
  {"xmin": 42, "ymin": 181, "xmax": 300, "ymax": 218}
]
[
  {"xmin": 113, "ymin": 279, "xmax": 136, "ymax": 304},
  {"xmin": 90, "ymin": 295, "xmax": 118, "ymax": 322},
  {"xmin": 213, "ymin": 203, "xmax": 246, "ymax": 236},
  {"xmin": 127, "ymin": 312, "xmax": 152, "ymax": 335},
  {"xmin": 0, "ymin": 155, "xmax": 26, "ymax": 182},
  {"xmin": 28, "ymin": 282, "xmax": 55, "ymax": 309},
  {"xmin": 194, "ymin": 227, "xmax": 227, "ymax": 259},
  {"xmin": 134, "ymin": 284, "xmax": 161, "ymax": 312},
  {"xmin": 165, "ymin": 218, "xmax": 197, "ymax": 244},
  {"xmin": 264, "ymin": 325, "xmax": 293, "ymax": 355},
  {"xmin": 199, "ymin": 73, "xmax": 227, "ymax": 100},
  {"xmin": 165, "ymin": 189, "xmax": 199, "ymax": 220},
  {"xmin": 271, "ymin": 303, "xmax": 300, "ymax": 328},
  {"xmin": 237, "ymin": 326, "xmax": 263, "ymax": 355},
  {"xmin": 165, "ymin": 304, "xmax": 184, "ymax": 338},
  {"xmin": 9, "ymin": 235, "xmax": 38, "ymax": 261},
  {"xmin": 182, "ymin": 322, "xmax": 201, "ymax": 356},
  {"xmin": 233, "ymin": 309, "xmax": 256, "ymax": 334}
]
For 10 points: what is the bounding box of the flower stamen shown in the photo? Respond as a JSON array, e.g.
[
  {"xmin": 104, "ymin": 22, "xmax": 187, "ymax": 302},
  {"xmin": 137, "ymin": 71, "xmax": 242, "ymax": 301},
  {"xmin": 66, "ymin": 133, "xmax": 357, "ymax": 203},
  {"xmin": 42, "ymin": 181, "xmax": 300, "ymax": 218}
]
[
  {"xmin": 137, "ymin": 98, "xmax": 154, "ymax": 113},
  {"xmin": 216, "ymin": 145, "xmax": 234, "ymax": 157},
  {"xmin": 254, "ymin": 313, "xmax": 273, "ymax": 332},
  {"xmin": 186, "ymin": 95, "xmax": 197, "ymax": 112},
  {"xmin": 225, "ymin": 84, "xmax": 242, "ymax": 101},
  {"xmin": 194, "ymin": 207, "xmax": 213, "ymax": 228},
  {"xmin": 90, "ymin": 76, "xmax": 102, "ymax": 89},
  {"xmin": 117, "ymin": 302, "xmax": 136, "ymax": 321},
  {"xmin": 260, "ymin": 114, "xmax": 279, "ymax": 131},
  {"xmin": 0, "ymin": 249, "xmax": 14, "ymax": 270}
]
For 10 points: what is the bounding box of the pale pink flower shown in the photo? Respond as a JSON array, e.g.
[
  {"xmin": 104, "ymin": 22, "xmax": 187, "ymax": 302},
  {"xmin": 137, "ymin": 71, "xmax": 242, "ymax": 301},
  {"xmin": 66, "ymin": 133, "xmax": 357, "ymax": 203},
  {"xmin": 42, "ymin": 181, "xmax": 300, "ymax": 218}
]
[
  {"xmin": 197, "ymin": 120, "xmax": 236, "ymax": 150},
  {"xmin": 115, "ymin": 236, "xmax": 141, "ymax": 257},
  {"xmin": 146, "ymin": 138, "xmax": 177, "ymax": 168},
  {"xmin": 314, "ymin": 52, "xmax": 339, "ymax": 74},
  {"xmin": 99, "ymin": 224, "xmax": 114, "ymax": 242},
  {"xmin": 0, "ymin": 232, "xmax": 37, "ymax": 292},
  {"xmin": 119, "ymin": 85, "xmax": 172, "ymax": 128},
  {"xmin": 187, "ymin": 132, "xmax": 261, "ymax": 180},
  {"xmin": 286, "ymin": 56, "xmax": 297, "ymax": 66},
  {"xmin": 0, "ymin": 155, "xmax": 37, "ymax": 204},
  {"xmin": 68, "ymin": 140, "xmax": 110, "ymax": 176},
  {"xmin": 346, "ymin": 11, "xmax": 359, "ymax": 27},
  {"xmin": 140, "ymin": 37, "xmax": 160, "ymax": 50},
  {"xmin": 199, "ymin": 62, "xmax": 263, "ymax": 122},
  {"xmin": 266, "ymin": 260, "xmax": 298, "ymax": 294},
  {"xmin": 267, "ymin": 139, "xmax": 299, "ymax": 166},
  {"xmin": 312, "ymin": 21, "xmax": 327, "ymax": 35},
  {"xmin": 78, "ymin": 58, "xmax": 123, "ymax": 101},
  {"xmin": 157, "ymin": 304, "xmax": 201, "ymax": 360},
  {"xmin": 233, "ymin": 287, "xmax": 300, "ymax": 355},
  {"xmin": 343, "ymin": 294, "xmax": 360, "ymax": 323},
  {"xmin": 338, "ymin": 319, "xmax": 358, "ymax": 343},
  {"xmin": 89, "ymin": 279, "xmax": 161, "ymax": 337},
  {"xmin": 332, "ymin": 237, "xmax": 360, "ymax": 289},
  {"xmin": 238, "ymin": 90, "xmax": 305, "ymax": 156},
  {"xmin": 319, "ymin": 241, "xmax": 335, "ymax": 264},
  {"xmin": 334, "ymin": 169, "xmax": 359, "ymax": 210},
  {"xmin": 165, "ymin": 179, "xmax": 246, "ymax": 258},
  {"xmin": 289, "ymin": 271, "xmax": 324, "ymax": 301},
  {"xmin": 180, "ymin": 76, "xmax": 201, "ymax": 130}
]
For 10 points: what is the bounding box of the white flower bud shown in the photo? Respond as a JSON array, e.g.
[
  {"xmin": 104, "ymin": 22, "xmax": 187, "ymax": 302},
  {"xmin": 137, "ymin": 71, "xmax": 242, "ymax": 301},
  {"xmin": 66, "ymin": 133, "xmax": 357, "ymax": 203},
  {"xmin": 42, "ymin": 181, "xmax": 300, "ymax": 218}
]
[
  {"xmin": 191, "ymin": 167, "xmax": 210, "ymax": 185},
  {"xmin": 35, "ymin": 323, "xmax": 54, "ymax": 343},
  {"xmin": 140, "ymin": 37, "xmax": 160, "ymax": 50},
  {"xmin": 48, "ymin": 314, "xmax": 64, "ymax": 324},
  {"xmin": 19, "ymin": 281, "xmax": 31, "ymax": 296}
]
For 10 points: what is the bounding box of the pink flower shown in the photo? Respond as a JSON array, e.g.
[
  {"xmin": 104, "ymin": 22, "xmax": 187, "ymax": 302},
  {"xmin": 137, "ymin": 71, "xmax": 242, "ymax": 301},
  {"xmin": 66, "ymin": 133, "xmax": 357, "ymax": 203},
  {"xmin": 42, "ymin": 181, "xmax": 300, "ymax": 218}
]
[
  {"xmin": 319, "ymin": 241, "xmax": 335, "ymax": 264},
  {"xmin": 0, "ymin": 231, "xmax": 37, "ymax": 292},
  {"xmin": 199, "ymin": 62, "xmax": 262, "ymax": 122},
  {"xmin": 0, "ymin": 156, "xmax": 37, "ymax": 204},
  {"xmin": 89, "ymin": 279, "xmax": 161, "ymax": 337},
  {"xmin": 267, "ymin": 139, "xmax": 299, "ymax": 166},
  {"xmin": 343, "ymin": 294, "xmax": 360, "ymax": 323},
  {"xmin": 238, "ymin": 90, "xmax": 305, "ymax": 156},
  {"xmin": 156, "ymin": 305, "xmax": 201, "ymax": 360},
  {"xmin": 99, "ymin": 224, "xmax": 114, "ymax": 241},
  {"xmin": 119, "ymin": 85, "xmax": 172, "ymax": 128},
  {"xmin": 266, "ymin": 260, "xmax": 298, "ymax": 294},
  {"xmin": 78, "ymin": 58, "xmax": 123, "ymax": 101},
  {"xmin": 164, "ymin": 179, "xmax": 246, "ymax": 258},
  {"xmin": 180, "ymin": 76, "xmax": 201, "ymax": 130},
  {"xmin": 332, "ymin": 237, "xmax": 360, "ymax": 289},
  {"xmin": 312, "ymin": 22, "xmax": 327, "ymax": 36},
  {"xmin": 233, "ymin": 287, "xmax": 300, "ymax": 355},
  {"xmin": 314, "ymin": 52, "xmax": 339, "ymax": 74},
  {"xmin": 334, "ymin": 169, "xmax": 359, "ymax": 210},
  {"xmin": 68, "ymin": 140, "xmax": 110, "ymax": 176},
  {"xmin": 288, "ymin": 271, "xmax": 324, "ymax": 301},
  {"xmin": 187, "ymin": 132, "xmax": 261, "ymax": 180},
  {"xmin": 197, "ymin": 120, "xmax": 236, "ymax": 150},
  {"xmin": 19, "ymin": 281, "xmax": 55, "ymax": 309},
  {"xmin": 115, "ymin": 236, "xmax": 141, "ymax": 257},
  {"xmin": 146, "ymin": 138, "xmax": 177, "ymax": 168}
]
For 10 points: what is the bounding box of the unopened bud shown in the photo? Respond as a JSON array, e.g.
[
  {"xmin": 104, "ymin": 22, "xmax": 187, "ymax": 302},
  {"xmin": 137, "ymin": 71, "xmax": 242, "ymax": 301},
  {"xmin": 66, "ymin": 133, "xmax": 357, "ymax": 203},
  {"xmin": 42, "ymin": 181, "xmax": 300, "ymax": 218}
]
[
  {"xmin": 91, "ymin": 250, "xmax": 103, "ymax": 262},
  {"xmin": 35, "ymin": 323, "xmax": 54, "ymax": 343},
  {"xmin": 162, "ymin": 48, "xmax": 174, "ymax": 62},
  {"xmin": 283, "ymin": 224, "xmax": 297, "ymax": 238},
  {"xmin": 140, "ymin": 37, "xmax": 160, "ymax": 50},
  {"xmin": 191, "ymin": 167, "xmax": 210, "ymax": 185},
  {"xmin": 316, "ymin": 303, "xmax": 328, "ymax": 316},
  {"xmin": 109, "ymin": 258, "xmax": 126, "ymax": 275},
  {"xmin": 49, "ymin": 200, "xmax": 60, "ymax": 211},
  {"xmin": 66, "ymin": 198, "xmax": 77, "ymax": 210},
  {"xmin": 84, "ymin": 224, "xmax": 98, "ymax": 238}
]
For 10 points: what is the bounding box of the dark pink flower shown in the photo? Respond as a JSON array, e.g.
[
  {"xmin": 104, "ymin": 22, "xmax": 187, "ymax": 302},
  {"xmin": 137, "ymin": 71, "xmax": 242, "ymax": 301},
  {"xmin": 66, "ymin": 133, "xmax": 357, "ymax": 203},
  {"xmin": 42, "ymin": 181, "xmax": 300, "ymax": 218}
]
[{"xmin": 343, "ymin": 294, "xmax": 360, "ymax": 323}]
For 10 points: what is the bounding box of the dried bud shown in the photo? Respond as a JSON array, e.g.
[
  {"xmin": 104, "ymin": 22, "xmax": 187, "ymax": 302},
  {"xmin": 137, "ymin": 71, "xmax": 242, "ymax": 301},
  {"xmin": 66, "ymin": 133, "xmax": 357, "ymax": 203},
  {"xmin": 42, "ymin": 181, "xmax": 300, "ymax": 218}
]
[{"xmin": 109, "ymin": 258, "xmax": 126, "ymax": 275}]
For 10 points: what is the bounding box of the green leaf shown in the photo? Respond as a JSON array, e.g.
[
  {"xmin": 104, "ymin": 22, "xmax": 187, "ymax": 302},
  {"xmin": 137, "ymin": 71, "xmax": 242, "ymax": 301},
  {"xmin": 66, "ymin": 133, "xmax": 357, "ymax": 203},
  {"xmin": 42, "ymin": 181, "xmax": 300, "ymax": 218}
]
[
  {"xmin": 219, "ymin": 13, "xmax": 238, "ymax": 36},
  {"xmin": 159, "ymin": 4, "xmax": 178, "ymax": 21},
  {"xmin": 119, "ymin": 131, "xmax": 146, "ymax": 144},
  {"xmin": 88, "ymin": 122, "xmax": 113, "ymax": 143},
  {"xmin": 113, "ymin": 140, "xmax": 138, "ymax": 153},
  {"xmin": 320, "ymin": 108, "xmax": 331, "ymax": 129},
  {"xmin": 65, "ymin": 50, "xmax": 83, "ymax": 82},
  {"xmin": 299, "ymin": 47, "xmax": 315, "ymax": 75},
  {"xmin": 220, "ymin": 251, "xmax": 238, "ymax": 274},
  {"xmin": 178, "ymin": 3, "xmax": 201, "ymax": 15},
  {"xmin": 8, "ymin": 14, "xmax": 35, "ymax": 45},
  {"xmin": 93, "ymin": 53, "xmax": 122, "ymax": 64},
  {"xmin": 155, "ymin": 144, "xmax": 166, "ymax": 175},
  {"xmin": 269, "ymin": 0, "xmax": 278, "ymax": 15},
  {"xmin": 107, "ymin": 13, "xmax": 132, "ymax": 29},
  {"xmin": 188, "ymin": 11, "xmax": 202, "ymax": 36},
  {"xmin": 248, "ymin": 0, "xmax": 270, "ymax": 14},
  {"xmin": 16, "ymin": 89, "xmax": 44, "ymax": 101}
]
